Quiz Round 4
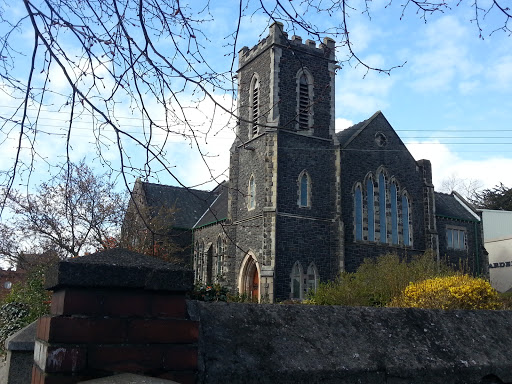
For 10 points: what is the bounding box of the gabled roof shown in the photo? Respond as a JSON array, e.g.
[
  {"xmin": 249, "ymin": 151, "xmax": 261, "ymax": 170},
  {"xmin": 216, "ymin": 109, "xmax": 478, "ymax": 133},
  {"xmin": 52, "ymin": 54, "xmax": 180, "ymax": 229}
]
[
  {"xmin": 193, "ymin": 182, "xmax": 229, "ymax": 229},
  {"xmin": 336, "ymin": 111, "xmax": 381, "ymax": 148},
  {"xmin": 141, "ymin": 182, "xmax": 215, "ymax": 229},
  {"xmin": 435, "ymin": 192, "xmax": 479, "ymax": 222}
]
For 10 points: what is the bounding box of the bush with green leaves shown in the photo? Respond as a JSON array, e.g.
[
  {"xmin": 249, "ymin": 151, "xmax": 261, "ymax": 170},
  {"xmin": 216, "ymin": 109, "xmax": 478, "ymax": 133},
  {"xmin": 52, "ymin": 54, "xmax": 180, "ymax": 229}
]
[
  {"xmin": 190, "ymin": 283, "xmax": 229, "ymax": 302},
  {"xmin": 308, "ymin": 252, "xmax": 454, "ymax": 307},
  {"xmin": 0, "ymin": 302, "xmax": 30, "ymax": 347},
  {"xmin": 0, "ymin": 265, "xmax": 51, "ymax": 352}
]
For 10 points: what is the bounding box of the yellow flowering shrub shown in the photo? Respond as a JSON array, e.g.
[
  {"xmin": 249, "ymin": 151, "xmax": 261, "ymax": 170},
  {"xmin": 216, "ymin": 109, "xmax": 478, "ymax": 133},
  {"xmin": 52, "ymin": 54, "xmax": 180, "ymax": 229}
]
[{"xmin": 390, "ymin": 275, "xmax": 502, "ymax": 310}]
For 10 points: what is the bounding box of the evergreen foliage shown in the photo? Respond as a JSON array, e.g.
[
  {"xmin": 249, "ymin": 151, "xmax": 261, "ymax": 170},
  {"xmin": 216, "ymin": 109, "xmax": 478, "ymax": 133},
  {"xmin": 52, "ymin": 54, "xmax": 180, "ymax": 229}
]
[
  {"xmin": 472, "ymin": 183, "xmax": 512, "ymax": 211},
  {"xmin": 307, "ymin": 252, "xmax": 453, "ymax": 306},
  {"xmin": 0, "ymin": 266, "xmax": 51, "ymax": 353}
]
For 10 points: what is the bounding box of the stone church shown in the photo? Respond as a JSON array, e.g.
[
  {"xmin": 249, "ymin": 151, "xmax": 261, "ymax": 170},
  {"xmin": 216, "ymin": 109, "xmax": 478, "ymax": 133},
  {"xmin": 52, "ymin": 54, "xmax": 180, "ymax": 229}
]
[{"xmin": 123, "ymin": 22, "xmax": 487, "ymax": 302}]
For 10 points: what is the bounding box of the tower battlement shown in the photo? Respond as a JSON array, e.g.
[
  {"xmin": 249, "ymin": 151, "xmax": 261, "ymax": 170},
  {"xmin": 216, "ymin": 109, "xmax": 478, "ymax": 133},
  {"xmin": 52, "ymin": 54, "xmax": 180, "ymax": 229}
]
[{"xmin": 238, "ymin": 22, "xmax": 335, "ymax": 68}]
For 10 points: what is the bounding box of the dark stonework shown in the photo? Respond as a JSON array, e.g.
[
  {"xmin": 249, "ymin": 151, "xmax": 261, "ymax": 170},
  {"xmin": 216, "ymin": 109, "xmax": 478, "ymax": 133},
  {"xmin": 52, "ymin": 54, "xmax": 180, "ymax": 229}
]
[
  {"xmin": 339, "ymin": 112, "xmax": 433, "ymax": 272},
  {"xmin": 188, "ymin": 301, "xmax": 512, "ymax": 384},
  {"xmin": 123, "ymin": 22, "xmax": 487, "ymax": 302},
  {"xmin": 45, "ymin": 248, "xmax": 193, "ymax": 292}
]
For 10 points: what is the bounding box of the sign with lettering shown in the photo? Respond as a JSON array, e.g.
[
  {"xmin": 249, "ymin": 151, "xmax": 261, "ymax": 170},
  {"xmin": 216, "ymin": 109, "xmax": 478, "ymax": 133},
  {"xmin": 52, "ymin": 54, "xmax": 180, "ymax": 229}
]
[{"xmin": 488, "ymin": 262, "xmax": 512, "ymax": 269}]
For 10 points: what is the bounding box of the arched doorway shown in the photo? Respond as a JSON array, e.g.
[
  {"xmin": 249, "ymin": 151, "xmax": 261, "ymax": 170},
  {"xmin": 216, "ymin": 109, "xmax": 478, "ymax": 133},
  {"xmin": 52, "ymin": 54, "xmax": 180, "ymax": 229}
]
[{"xmin": 239, "ymin": 253, "xmax": 260, "ymax": 302}]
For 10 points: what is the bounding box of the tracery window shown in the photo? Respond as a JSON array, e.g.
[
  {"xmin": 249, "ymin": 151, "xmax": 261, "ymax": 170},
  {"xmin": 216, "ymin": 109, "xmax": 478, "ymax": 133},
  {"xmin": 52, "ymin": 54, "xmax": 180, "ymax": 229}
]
[{"xmin": 354, "ymin": 168, "xmax": 412, "ymax": 247}]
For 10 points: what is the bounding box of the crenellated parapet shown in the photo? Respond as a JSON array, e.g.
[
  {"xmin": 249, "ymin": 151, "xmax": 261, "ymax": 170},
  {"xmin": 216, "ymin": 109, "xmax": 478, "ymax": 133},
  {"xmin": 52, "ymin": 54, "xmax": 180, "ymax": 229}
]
[{"xmin": 238, "ymin": 22, "xmax": 335, "ymax": 69}]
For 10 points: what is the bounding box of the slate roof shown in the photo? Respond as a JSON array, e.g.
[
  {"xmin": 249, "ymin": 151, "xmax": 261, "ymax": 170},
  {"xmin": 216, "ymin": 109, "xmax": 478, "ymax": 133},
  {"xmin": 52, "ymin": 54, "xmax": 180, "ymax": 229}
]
[
  {"xmin": 193, "ymin": 182, "xmax": 229, "ymax": 228},
  {"xmin": 336, "ymin": 111, "xmax": 381, "ymax": 147},
  {"xmin": 141, "ymin": 182, "xmax": 215, "ymax": 229},
  {"xmin": 434, "ymin": 192, "xmax": 478, "ymax": 221}
]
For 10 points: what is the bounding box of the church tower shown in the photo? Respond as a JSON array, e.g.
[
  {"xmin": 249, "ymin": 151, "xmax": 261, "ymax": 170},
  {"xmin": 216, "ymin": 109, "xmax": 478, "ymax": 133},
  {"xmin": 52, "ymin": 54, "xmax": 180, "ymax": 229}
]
[{"xmin": 227, "ymin": 22, "xmax": 342, "ymax": 302}]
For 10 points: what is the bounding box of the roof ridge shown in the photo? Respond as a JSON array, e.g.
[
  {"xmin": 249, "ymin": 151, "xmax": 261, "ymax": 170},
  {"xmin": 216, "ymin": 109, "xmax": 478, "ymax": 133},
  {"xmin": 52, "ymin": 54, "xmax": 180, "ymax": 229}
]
[{"xmin": 141, "ymin": 181, "xmax": 209, "ymax": 193}]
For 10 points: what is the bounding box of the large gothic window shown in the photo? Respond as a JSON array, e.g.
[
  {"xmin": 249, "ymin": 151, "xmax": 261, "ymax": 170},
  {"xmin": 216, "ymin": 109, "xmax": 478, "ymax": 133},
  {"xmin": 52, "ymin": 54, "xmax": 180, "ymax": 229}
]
[
  {"xmin": 248, "ymin": 175, "xmax": 256, "ymax": 210},
  {"xmin": 354, "ymin": 168, "xmax": 412, "ymax": 247},
  {"xmin": 296, "ymin": 69, "xmax": 314, "ymax": 130},
  {"xmin": 250, "ymin": 75, "xmax": 260, "ymax": 138},
  {"xmin": 298, "ymin": 170, "xmax": 311, "ymax": 208}
]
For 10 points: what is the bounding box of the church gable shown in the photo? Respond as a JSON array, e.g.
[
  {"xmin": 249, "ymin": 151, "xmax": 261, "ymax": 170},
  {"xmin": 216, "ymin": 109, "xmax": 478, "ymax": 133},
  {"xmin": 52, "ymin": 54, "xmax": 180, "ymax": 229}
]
[
  {"xmin": 339, "ymin": 111, "xmax": 433, "ymax": 272},
  {"xmin": 339, "ymin": 111, "xmax": 417, "ymax": 167}
]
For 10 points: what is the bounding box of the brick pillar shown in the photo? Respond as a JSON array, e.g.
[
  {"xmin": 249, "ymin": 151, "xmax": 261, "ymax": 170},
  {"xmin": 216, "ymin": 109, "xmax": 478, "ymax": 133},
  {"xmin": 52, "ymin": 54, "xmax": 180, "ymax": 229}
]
[{"xmin": 32, "ymin": 248, "xmax": 197, "ymax": 384}]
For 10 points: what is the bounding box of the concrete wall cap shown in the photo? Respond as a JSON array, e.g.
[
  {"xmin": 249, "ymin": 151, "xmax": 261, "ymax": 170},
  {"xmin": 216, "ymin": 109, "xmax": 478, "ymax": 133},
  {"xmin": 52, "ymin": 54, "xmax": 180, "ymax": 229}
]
[
  {"xmin": 4, "ymin": 320, "xmax": 37, "ymax": 351},
  {"xmin": 78, "ymin": 373, "xmax": 179, "ymax": 383},
  {"xmin": 45, "ymin": 248, "xmax": 193, "ymax": 291}
]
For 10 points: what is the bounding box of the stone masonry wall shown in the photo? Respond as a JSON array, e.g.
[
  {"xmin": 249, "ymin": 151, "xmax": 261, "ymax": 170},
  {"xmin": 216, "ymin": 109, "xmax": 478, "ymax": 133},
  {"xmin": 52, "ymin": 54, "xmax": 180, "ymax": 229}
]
[{"xmin": 188, "ymin": 300, "xmax": 512, "ymax": 384}]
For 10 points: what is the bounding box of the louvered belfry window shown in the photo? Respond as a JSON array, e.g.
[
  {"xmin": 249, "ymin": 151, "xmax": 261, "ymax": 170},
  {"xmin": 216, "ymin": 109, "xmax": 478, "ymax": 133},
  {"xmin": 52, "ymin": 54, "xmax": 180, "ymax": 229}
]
[
  {"xmin": 251, "ymin": 79, "xmax": 259, "ymax": 136},
  {"xmin": 298, "ymin": 74, "xmax": 310, "ymax": 129}
]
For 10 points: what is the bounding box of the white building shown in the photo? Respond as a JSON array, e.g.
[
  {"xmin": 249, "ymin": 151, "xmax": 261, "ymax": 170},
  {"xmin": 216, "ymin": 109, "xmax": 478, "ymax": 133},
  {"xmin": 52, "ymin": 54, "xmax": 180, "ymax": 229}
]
[{"xmin": 481, "ymin": 209, "xmax": 512, "ymax": 292}]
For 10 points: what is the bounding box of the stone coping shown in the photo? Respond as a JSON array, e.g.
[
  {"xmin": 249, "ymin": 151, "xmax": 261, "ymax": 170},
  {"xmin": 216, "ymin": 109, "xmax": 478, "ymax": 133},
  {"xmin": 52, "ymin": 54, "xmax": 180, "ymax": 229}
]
[
  {"xmin": 4, "ymin": 320, "xmax": 36, "ymax": 352},
  {"xmin": 78, "ymin": 373, "xmax": 179, "ymax": 383},
  {"xmin": 45, "ymin": 248, "xmax": 193, "ymax": 291}
]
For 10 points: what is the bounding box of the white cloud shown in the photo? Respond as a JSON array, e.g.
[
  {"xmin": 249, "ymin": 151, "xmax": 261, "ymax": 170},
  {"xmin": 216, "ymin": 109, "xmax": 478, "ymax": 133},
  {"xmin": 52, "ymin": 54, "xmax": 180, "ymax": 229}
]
[
  {"xmin": 408, "ymin": 16, "xmax": 480, "ymax": 92},
  {"xmin": 335, "ymin": 118, "xmax": 354, "ymax": 132},
  {"xmin": 336, "ymin": 59, "xmax": 395, "ymax": 116},
  {"xmin": 407, "ymin": 140, "xmax": 512, "ymax": 190},
  {"xmin": 486, "ymin": 55, "xmax": 512, "ymax": 91}
]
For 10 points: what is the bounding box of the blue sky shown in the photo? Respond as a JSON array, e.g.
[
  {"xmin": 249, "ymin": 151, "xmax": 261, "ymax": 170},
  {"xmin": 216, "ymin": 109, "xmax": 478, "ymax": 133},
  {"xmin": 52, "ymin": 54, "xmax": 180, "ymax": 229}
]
[{"xmin": 0, "ymin": 0, "xmax": 511, "ymax": 198}]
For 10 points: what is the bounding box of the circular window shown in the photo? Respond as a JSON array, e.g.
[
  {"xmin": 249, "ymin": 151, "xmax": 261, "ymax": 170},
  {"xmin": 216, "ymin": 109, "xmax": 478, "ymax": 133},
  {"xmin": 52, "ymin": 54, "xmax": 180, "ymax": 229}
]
[{"xmin": 375, "ymin": 132, "xmax": 388, "ymax": 147}]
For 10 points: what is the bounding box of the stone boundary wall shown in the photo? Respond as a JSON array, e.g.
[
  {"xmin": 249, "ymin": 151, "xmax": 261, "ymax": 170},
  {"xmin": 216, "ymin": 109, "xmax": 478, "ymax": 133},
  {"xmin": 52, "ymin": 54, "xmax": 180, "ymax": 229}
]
[{"xmin": 188, "ymin": 301, "xmax": 512, "ymax": 384}]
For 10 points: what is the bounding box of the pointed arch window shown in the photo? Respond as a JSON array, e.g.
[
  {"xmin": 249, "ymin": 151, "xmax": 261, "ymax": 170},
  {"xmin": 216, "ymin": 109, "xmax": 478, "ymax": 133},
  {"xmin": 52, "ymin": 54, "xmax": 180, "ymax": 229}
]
[
  {"xmin": 198, "ymin": 241, "xmax": 205, "ymax": 282},
  {"xmin": 367, "ymin": 178, "xmax": 375, "ymax": 242},
  {"xmin": 216, "ymin": 235, "xmax": 225, "ymax": 278},
  {"xmin": 291, "ymin": 261, "xmax": 304, "ymax": 299},
  {"xmin": 298, "ymin": 171, "xmax": 311, "ymax": 207},
  {"xmin": 248, "ymin": 175, "xmax": 256, "ymax": 210},
  {"xmin": 402, "ymin": 194, "xmax": 411, "ymax": 246},
  {"xmin": 194, "ymin": 240, "xmax": 199, "ymax": 282},
  {"xmin": 250, "ymin": 75, "xmax": 260, "ymax": 138},
  {"xmin": 296, "ymin": 69, "xmax": 314, "ymax": 130},
  {"xmin": 355, "ymin": 185, "xmax": 363, "ymax": 241},
  {"xmin": 391, "ymin": 183, "xmax": 398, "ymax": 245},
  {"xmin": 379, "ymin": 172, "xmax": 387, "ymax": 244},
  {"xmin": 305, "ymin": 263, "xmax": 319, "ymax": 295}
]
